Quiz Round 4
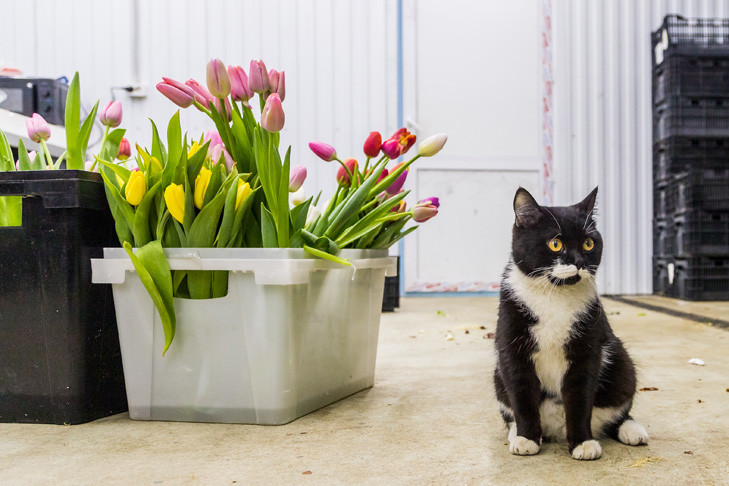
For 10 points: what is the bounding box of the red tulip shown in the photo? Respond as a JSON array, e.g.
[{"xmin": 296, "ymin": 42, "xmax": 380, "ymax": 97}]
[
  {"xmin": 336, "ymin": 158, "xmax": 358, "ymax": 186},
  {"xmin": 363, "ymin": 131, "xmax": 382, "ymax": 158}
]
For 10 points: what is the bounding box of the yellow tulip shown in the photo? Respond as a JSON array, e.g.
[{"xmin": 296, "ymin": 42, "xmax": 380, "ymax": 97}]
[
  {"xmin": 124, "ymin": 170, "xmax": 147, "ymax": 206},
  {"xmin": 235, "ymin": 180, "xmax": 252, "ymax": 210},
  {"xmin": 188, "ymin": 141, "xmax": 202, "ymax": 158},
  {"xmin": 194, "ymin": 167, "xmax": 212, "ymax": 209},
  {"xmin": 149, "ymin": 156, "xmax": 163, "ymax": 175},
  {"xmin": 164, "ymin": 183, "xmax": 185, "ymax": 223}
]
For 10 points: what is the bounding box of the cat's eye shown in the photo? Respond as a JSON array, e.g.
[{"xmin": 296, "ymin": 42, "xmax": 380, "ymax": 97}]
[
  {"xmin": 583, "ymin": 238, "xmax": 595, "ymax": 251},
  {"xmin": 547, "ymin": 238, "xmax": 563, "ymax": 252}
]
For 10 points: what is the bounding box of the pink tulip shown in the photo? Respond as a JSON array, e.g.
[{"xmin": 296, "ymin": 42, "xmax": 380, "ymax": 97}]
[
  {"xmin": 206, "ymin": 58, "xmax": 231, "ymax": 99},
  {"xmin": 15, "ymin": 150, "xmax": 37, "ymax": 170},
  {"xmin": 248, "ymin": 59, "xmax": 270, "ymax": 94},
  {"xmin": 260, "ymin": 93, "xmax": 285, "ymax": 132},
  {"xmin": 204, "ymin": 130, "xmax": 223, "ymax": 150},
  {"xmin": 156, "ymin": 78, "xmax": 195, "ymax": 108},
  {"xmin": 309, "ymin": 142, "xmax": 337, "ymax": 162},
  {"xmin": 210, "ymin": 143, "xmax": 235, "ymax": 171},
  {"xmin": 99, "ymin": 101, "xmax": 123, "ymax": 127},
  {"xmin": 336, "ymin": 158, "xmax": 358, "ymax": 187},
  {"xmin": 363, "ymin": 131, "xmax": 382, "ymax": 158},
  {"xmin": 382, "ymin": 128, "xmax": 416, "ymax": 159},
  {"xmin": 289, "ymin": 165, "xmax": 307, "ymax": 192},
  {"xmin": 385, "ymin": 162, "xmax": 408, "ymax": 195},
  {"xmin": 377, "ymin": 168, "xmax": 389, "ymax": 184},
  {"xmin": 26, "ymin": 113, "xmax": 50, "ymax": 143},
  {"xmin": 213, "ymin": 97, "xmax": 233, "ymax": 121},
  {"xmin": 228, "ymin": 65, "xmax": 253, "ymax": 102},
  {"xmin": 84, "ymin": 160, "xmax": 98, "ymax": 172},
  {"xmin": 269, "ymin": 69, "xmax": 285, "ymax": 101},
  {"xmin": 117, "ymin": 138, "xmax": 131, "ymax": 161},
  {"xmin": 412, "ymin": 198, "xmax": 439, "ymax": 222},
  {"xmin": 380, "ymin": 139, "xmax": 401, "ymax": 159},
  {"xmin": 186, "ymin": 79, "xmax": 216, "ymax": 109}
]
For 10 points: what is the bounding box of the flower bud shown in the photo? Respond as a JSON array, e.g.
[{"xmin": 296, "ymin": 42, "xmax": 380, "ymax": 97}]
[
  {"xmin": 309, "ymin": 142, "xmax": 337, "ymax": 162},
  {"xmin": 336, "ymin": 158, "xmax": 358, "ymax": 186},
  {"xmin": 235, "ymin": 179, "xmax": 253, "ymax": 210},
  {"xmin": 164, "ymin": 183, "xmax": 186, "ymax": 223},
  {"xmin": 385, "ymin": 162, "xmax": 407, "ymax": 195},
  {"xmin": 117, "ymin": 137, "xmax": 131, "ymax": 161},
  {"xmin": 228, "ymin": 65, "xmax": 253, "ymax": 102},
  {"xmin": 269, "ymin": 69, "xmax": 286, "ymax": 101},
  {"xmin": 261, "ymin": 93, "xmax": 285, "ymax": 132},
  {"xmin": 156, "ymin": 78, "xmax": 195, "ymax": 108},
  {"xmin": 417, "ymin": 133, "xmax": 448, "ymax": 157},
  {"xmin": 305, "ymin": 205, "xmax": 320, "ymax": 227},
  {"xmin": 289, "ymin": 165, "xmax": 307, "ymax": 192},
  {"xmin": 290, "ymin": 187, "xmax": 307, "ymax": 206},
  {"xmin": 26, "ymin": 113, "xmax": 50, "ymax": 143},
  {"xmin": 390, "ymin": 200, "xmax": 407, "ymax": 213},
  {"xmin": 380, "ymin": 139, "xmax": 401, "ymax": 159},
  {"xmin": 194, "ymin": 166, "xmax": 212, "ymax": 209},
  {"xmin": 248, "ymin": 59, "xmax": 270, "ymax": 94},
  {"xmin": 412, "ymin": 197, "xmax": 439, "ymax": 222},
  {"xmin": 206, "ymin": 58, "xmax": 231, "ymax": 98},
  {"xmin": 363, "ymin": 131, "xmax": 382, "ymax": 158},
  {"xmin": 125, "ymin": 169, "xmax": 146, "ymax": 206},
  {"xmin": 99, "ymin": 101, "xmax": 123, "ymax": 127},
  {"xmin": 186, "ymin": 79, "xmax": 216, "ymax": 109}
]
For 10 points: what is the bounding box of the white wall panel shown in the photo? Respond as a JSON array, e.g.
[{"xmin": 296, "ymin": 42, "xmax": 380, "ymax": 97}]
[
  {"xmin": 552, "ymin": 0, "xmax": 729, "ymax": 294},
  {"xmin": 0, "ymin": 0, "xmax": 398, "ymax": 200}
]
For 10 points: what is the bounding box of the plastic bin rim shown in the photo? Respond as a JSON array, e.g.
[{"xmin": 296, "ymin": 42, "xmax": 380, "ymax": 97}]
[{"xmin": 92, "ymin": 247, "xmax": 397, "ymax": 285}]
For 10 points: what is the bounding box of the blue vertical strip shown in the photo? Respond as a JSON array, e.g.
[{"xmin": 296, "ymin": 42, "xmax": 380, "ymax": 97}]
[{"xmin": 396, "ymin": 0, "xmax": 406, "ymax": 297}]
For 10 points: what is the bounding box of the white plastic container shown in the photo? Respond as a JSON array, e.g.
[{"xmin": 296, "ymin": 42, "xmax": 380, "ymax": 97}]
[{"xmin": 92, "ymin": 248, "xmax": 396, "ymax": 425}]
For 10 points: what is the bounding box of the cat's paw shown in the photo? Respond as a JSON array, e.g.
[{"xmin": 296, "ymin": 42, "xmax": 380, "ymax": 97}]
[
  {"xmin": 618, "ymin": 419, "xmax": 649, "ymax": 446},
  {"xmin": 571, "ymin": 440, "xmax": 602, "ymax": 460},
  {"xmin": 509, "ymin": 435, "xmax": 541, "ymax": 456}
]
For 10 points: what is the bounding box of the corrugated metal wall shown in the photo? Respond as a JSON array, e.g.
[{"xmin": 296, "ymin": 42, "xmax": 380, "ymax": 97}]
[
  {"xmin": 551, "ymin": 0, "xmax": 729, "ymax": 294},
  {"xmin": 0, "ymin": 0, "xmax": 399, "ymax": 198}
]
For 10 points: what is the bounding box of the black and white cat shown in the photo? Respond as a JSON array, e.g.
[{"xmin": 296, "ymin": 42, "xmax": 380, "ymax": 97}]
[{"xmin": 493, "ymin": 187, "xmax": 649, "ymax": 460}]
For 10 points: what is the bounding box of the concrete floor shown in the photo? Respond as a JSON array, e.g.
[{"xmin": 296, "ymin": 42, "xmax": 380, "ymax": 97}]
[{"xmin": 2, "ymin": 296, "xmax": 729, "ymax": 485}]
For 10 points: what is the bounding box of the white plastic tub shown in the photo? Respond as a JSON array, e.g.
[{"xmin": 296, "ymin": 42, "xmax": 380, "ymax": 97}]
[{"xmin": 92, "ymin": 248, "xmax": 396, "ymax": 425}]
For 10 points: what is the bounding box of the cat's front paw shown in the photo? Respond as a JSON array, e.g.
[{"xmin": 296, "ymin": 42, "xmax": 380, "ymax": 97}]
[
  {"xmin": 618, "ymin": 420, "xmax": 649, "ymax": 445},
  {"xmin": 509, "ymin": 435, "xmax": 541, "ymax": 455},
  {"xmin": 571, "ymin": 440, "xmax": 602, "ymax": 460}
]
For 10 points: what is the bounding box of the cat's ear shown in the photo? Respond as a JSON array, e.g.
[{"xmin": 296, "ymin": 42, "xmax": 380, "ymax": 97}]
[
  {"xmin": 577, "ymin": 186, "xmax": 598, "ymax": 215},
  {"xmin": 513, "ymin": 187, "xmax": 541, "ymax": 227}
]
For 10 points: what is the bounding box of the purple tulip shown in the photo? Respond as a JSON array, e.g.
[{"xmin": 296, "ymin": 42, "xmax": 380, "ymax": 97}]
[
  {"xmin": 248, "ymin": 59, "xmax": 270, "ymax": 94},
  {"xmin": 228, "ymin": 65, "xmax": 253, "ymax": 102},
  {"xmin": 385, "ymin": 163, "xmax": 408, "ymax": 195},
  {"xmin": 260, "ymin": 93, "xmax": 285, "ymax": 132},
  {"xmin": 309, "ymin": 142, "xmax": 337, "ymax": 162},
  {"xmin": 363, "ymin": 131, "xmax": 382, "ymax": 158},
  {"xmin": 381, "ymin": 139, "xmax": 401, "ymax": 159},
  {"xmin": 412, "ymin": 198, "xmax": 440, "ymax": 222},
  {"xmin": 206, "ymin": 58, "xmax": 231, "ymax": 99},
  {"xmin": 26, "ymin": 113, "xmax": 50, "ymax": 143},
  {"xmin": 99, "ymin": 100, "xmax": 123, "ymax": 127},
  {"xmin": 289, "ymin": 165, "xmax": 307, "ymax": 192},
  {"xmin": 269, "ymin": 69, "xmax": 286, "ymax": 101},
  {"xmin": 156, "ymin": 78, "xmax": 195, "ymax": 108}
]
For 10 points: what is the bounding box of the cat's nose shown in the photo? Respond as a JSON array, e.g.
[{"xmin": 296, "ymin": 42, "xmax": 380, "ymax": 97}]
[{"xmin": 573, "ymin": 254, "xmax": 585, "ymax": 269}]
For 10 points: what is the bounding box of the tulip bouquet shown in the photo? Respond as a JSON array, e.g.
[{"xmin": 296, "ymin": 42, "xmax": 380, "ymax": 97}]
[
  {"xmin": 0, "ymin": 73, "xmax": 128, "ymax": 226},
  {"xmin": 98, "ymin": 57, "xmax": 446, "ymax": 355}
]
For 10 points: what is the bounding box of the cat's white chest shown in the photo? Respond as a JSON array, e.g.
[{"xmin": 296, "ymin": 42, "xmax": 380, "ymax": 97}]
[{"xmin": 506, "ymin": 265, "xmax": 596, "ymax": 395}]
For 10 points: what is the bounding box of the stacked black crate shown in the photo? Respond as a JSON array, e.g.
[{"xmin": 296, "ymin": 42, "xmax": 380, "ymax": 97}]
[{"xmin": 652, "ymin": 15, "xmax": 729, "ymax": 300}]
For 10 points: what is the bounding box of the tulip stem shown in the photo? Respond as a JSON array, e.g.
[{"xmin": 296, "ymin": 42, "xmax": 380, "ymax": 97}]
[
  {"xmin": 193, "ymin": 100, "xmax": 211, "ymax": 116},
  {"xmin": 39, "ymin": 140, "xmax": 54, "ymax": 170},
  {"xmin": 90, "ymin": 126, "xmax": 110, "ymax": 172}
]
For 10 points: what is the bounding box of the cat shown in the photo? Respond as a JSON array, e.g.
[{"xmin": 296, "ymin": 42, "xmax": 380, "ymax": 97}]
[{"xmin": 493, "ymin": 187, "xmax": 649, "ymax": 460}]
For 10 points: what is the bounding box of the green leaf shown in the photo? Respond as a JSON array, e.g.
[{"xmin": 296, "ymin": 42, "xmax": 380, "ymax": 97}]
[
  {"xmin": 186, "ymin": 141, "xmax": 210, "ymax": 184},
  {"xmin": 211, "ymin": 270, "xmax": 228, "ymax": 298},
  {"xmin": 167, "ymin": 111, "xmax": 182, "ymax": 170},
  {"xmin": 261, "ymin": 204, "xmax": 277, "ymax": 248},
  {"xmin": 150, "ymin": 120, "xmax": 168, "ymax": 166},
  {"xmin": 16, "ymin": 139, "xmax": 32, "ymax": 170},
  {"xmin": 132, "ymin": 180, "xmax": 163, "ymax": 247},
  {"xmin": 303, "ymin": 245, "xmax": 351, "ymax": 266},
  {"xmin": 99, "ymin": 168, "xmax": 136, "ymax": 231},
  {"xmin": 187, "ymin": 184, "xmax": 229, "ymax": 248},
  {"xmin": 99, "ymin": 128, "xmax": 126, "ymax": 163},
  {"xmin": 383, "ymin": 225, "xmax": 418, "ymax": 247},
  {"xmin": 290, "ymin": 197, "xmax": 312, "ymax": 233},
  {"xmin": 0, "ymin": 196, "xmax": 22, "ymax": 226},
  {"xmin": 65, "ymin": 72, "xmax": 80, "ymax": 153},
  {"xmin": 123, "ymin": 241, "xmax": 176, "ymax": 356},
  {"xmin": 103, "ymin": 184, "xmax": 134, "ymax": 245},
  {"xmin": 0, "ymin": 130, "xmax": 15, "ymax": 171},
  {"xmin": 187, "ymin": 270, "xmax": 213, "ymax": 300},
  {"xmin": 73, "ymin": 101, "xmax": 99, "ymax": 170},
  {"xmin": 96, "ymin": 157, "xmax": 132, "ymax": 185},
  {"xmin": 276, "ymin": 146, "xmax": 291, "ymax": 247},
  {"xmin": 371, "ymin": 218, "xmax": 410, "ymax": 248},
  {"xmin": 335, "ymin": 191, "xmax": 408, "ymax": 246}
]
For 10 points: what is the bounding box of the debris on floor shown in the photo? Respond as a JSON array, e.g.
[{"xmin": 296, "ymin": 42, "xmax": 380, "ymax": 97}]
[
  {"xmin": 639, "ymin": 387, "xmax": 659, "ymax": 391},
  {"xmin": 688, "ymin": 358, "xmax": 705, "ymax": 366},
  {"xmin": 629, "ymin": 457, "xmax": 662, "ymax": 468},
  {"xmin": 445, "ymin": 332, "xmax": 454, "ymax": 341}
]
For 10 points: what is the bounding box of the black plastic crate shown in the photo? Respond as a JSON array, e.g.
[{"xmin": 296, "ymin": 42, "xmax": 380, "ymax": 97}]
[
  {"xmin": 652, "ymin": 15, "xmax": 729, "ymax": 66},
  {"xmin": 674, "ymin": 210, "xmax": 729, "ymax": 256},
  {"xmin": 653, "ymin": 136, "xmax": 729, "ymax": 183},
  {"xmin": 670, "ymin": 256, "xmax": 729, "ymax": 300},
  {"xmin": 0, "ymin": 170, "xmax": 127, "ymax": 424},
  {"xmin": 670, "ymin": 168, "xmax": 729, "ymax": 213},
  {"xmin": 654, "ymin": 96, "xmax": 729, "ymax": 140},
  {"xmin": 653, "ymin": 218, "xmax": 675, "ymax": 257},
  {"xmin": 654, "ymin": 57, "xmax": 729, "ymax": 106}
]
